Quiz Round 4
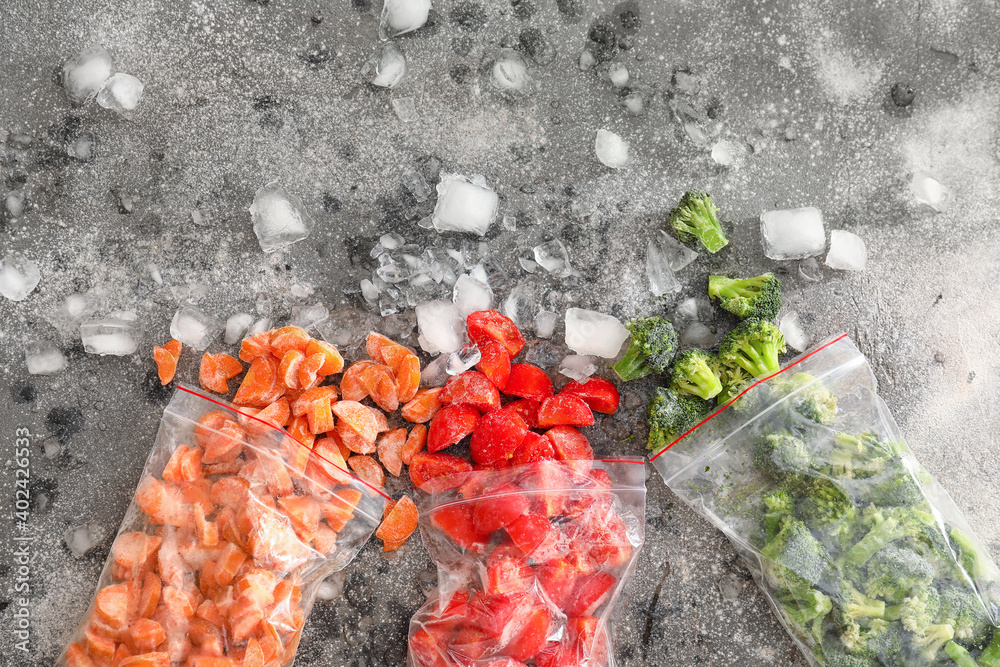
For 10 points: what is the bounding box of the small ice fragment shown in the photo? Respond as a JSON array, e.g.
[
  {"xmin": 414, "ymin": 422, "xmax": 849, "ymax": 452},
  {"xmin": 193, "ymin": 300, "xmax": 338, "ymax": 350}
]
[
  {"xmin": 249, "ymin": 182, "xmax": 314, "ymax": 253},
  {"xmin": 759, "ymin": 207, "xmax": 826, "ymax": 260},
  {"xmin": 360, "ymin": 279, "xmax": 380, "ymax": 302},
  {"xmin": 579, "ymin": 50, "xmax": 596, "ymax": 71},
  {"xmin": 248, "ymin": 317, "xmax": 272, "ymax": 336},
  {"xmin": 453, "ymin": 274, "xmax": 493, "ymax": 318},
  {"xmin": 656, "ymin": 229, "xmax": 698, "ymax": 271},
  {"xmin": 170, "ymin": 305, "xmax": 223, "ymax": 351},
  {"xmin": 533, "ymin": 240, "xmax": 573, "ymax": 278},
  {"xmin": 417, "ymin": 215, "xmax": 433, "ymax": 229},
  {"xmin": 80, "ymin": 315, "xmax": 139, "ymax": 356},
  {"xmin": 381, "ymin": 0, "xmax": 431, "ymax": 37},
  {"xmin": 43, "ymin": 438, "xmax": 61, "ymax": 459},
  {"xmin": 447, "ymin": 343, "xmax": 482, "ymax": 375},
  {"xmin": 559, "ymin": 355, "xmax": 598, "ymax": 381},
  {"xmin": 420, "ymin": 354, "xmax": 450, "ymax": 387},
  {"xmin": 316, "ymin": 572, "xmax": 346, "ymax": 601},
  {"xmin": 65, "ymin": 521, "xmax": 107, "ymax": 558},
  {"xmin": 825, "ymin": 230, "xmax": 867, "ymax": 271},
  {"xmin": 48, "ymin": 291, "xmax": 107, "ymax": 334},
  {"xmin": 623, "ymin": 92, "xmax": 645, "ymax": 115},
  {"xmin": 680, "ymin": 322, "xmax": 718, "ymax": 348},
  {"xmin": 0, "ymin": 252, "xmax": 41, "ymax": 302},
  {"xmin": 779, "ymin": 312, "xmax": 810, "ymax": 352},
  {"xmin": 673, "ymin": 297, "xmax": 714, "ymax": 325},
  {"xmin": 607, "ymin": 63, "xmax": 629, "ymax": 88},
  {"xmin": 416, "ymin": 300, "xmax": 465, "ymax": 354},
  {"xmin": 595, "ymin": 129, "xmax": 630, "ymax": 169},
  {"xmin": 470, "ymin": 262, "xmax": 491, "ymax": 286},
  {"xmin": 391, "ymin": 97, "xmax": 418, "ymax": 122},
  {"xmin": 503, "ymin": 282, "xmax": 537, "ymax": 329},
  {"xmin": 380, "ymin": 232, "xmax": 405, "ymax": 250},
  {"xmin": 402, "ymin": 169, "xmax": 431, "ymax": 202},
  {"xmin": 910, "ymin": 172, "xmax": 951, "ymax": 211},
  {"xmin": 96, "ymin": 73, "xmax": 144, "ymax": 113},
  {"xmin": 534, "ymin": 310, "xmax": 557, "ymax": 339},
  {"xmin": 646, "ymin": 239, "xmax": 681, "ymax": 297},
  {"xmin": 316, "ymin": 307, "xmax": 375, "ymax": 349},
  {"xmin": 798, "ymin": 257, "xmax": 823, "ymax": 282},
  {"xmin": 564, "ymin": 308, "xmax": 629, "ymax": 358},
  {"xmin": 711, "ymin": 139, "xmax": 747, "ymax": 167},
  {"xmin": 224, "ymin": 313, "xmax": 255, "ymax": 345},
  {"xmin": 376, "ymin": 262, "xmax": 409, "ymax": 284},
  {"xmin": 25, "ymin": 340, "xmax": 67, "ymax": 375},
  {"xmin": 147, "ymin": 263, "xmax": 162, "ymax": 285},
  {"xmin": 364, "ymin": 42, "xmax": 407, "ymax": 88},
  {"xmin": 492, "ymin": 51, "xmax": 532, "ymax": 93},
  {"xmin": 519, "ymin": 257, "xmax": 538, "ymax": 273},
  {"xmin": 290, "ymin": 303, "xmax": 330, "ymax": 330},
  {"xmin": 62, "ymin": 45, "xmax": 115, "ymax": 105},
  {"xmin": 502, "ymin": 214, "xmax": 516, "ymax": 231},
  {"xmin": 68, "ymin": 132, "xmax": 97, "ymax": 160},
  {"xmin": 432, "ymin": 173, "xmax": 500, "ymax": 236},
  {"xmin": 6, "ymin": 192, "xmax": 25, "ymax": 218}
]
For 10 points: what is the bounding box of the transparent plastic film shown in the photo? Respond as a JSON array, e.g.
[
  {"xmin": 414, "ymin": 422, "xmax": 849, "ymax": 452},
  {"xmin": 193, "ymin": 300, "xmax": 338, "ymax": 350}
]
[
  {"xmin": 60, "ymin": 386, "xmax": 384, "ymax": 667},
  {"xmin": 407, "ymin": 459, "xmax": 646, "ymax": 667},
  {"xmin": 652, "ymin": 335, "xmax": 1000, "ymax": 666}
]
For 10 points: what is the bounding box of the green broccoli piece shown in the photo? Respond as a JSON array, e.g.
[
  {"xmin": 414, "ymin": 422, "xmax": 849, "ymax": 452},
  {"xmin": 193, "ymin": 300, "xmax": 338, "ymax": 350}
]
[
  {"xmin": 944, "ymin": 641, "xmax": 979, "ymax": 667},
  {"xmin": 613, "ymin": 316, "xmax": 679, "ymax": 381},
  {"xmin": 911, "ymin": 623, "xmax": 956, "ymax": 661},
  {"xmin": 707, "ymin": 272, "xmax": 782, "ymax": 320},
  {"xmin": 762, "ymin": 518, "xmax": 835, "ymax": 586},
  {"xmin": 864, "ymin": 544, "xmax": 936, "ymax": 602},
  {"xmin": 822, "ymin": 652, "xmax": 878, "ymax": 667},
  {"xmin": 718, "ymin": 317, "xmax": 787, "ymax": 378},
  {"xmin": 836, "ymin": 581, "xmax": 887, "ymax": 623},
  {"xmin": 668, "ymin": 189, "xmax": 728, "ymax": 253},
  {"xmin": 753, "ymin": 431, "xmax": 811, "ymax": 477},
  {"xmin": 827, "ymin": 432, "xmax": 880, "ymax": 479},
  {"xmin": 716, "ymin": 361, "xmax": 753, "ymax": 403},
  {"xmin": 861, "ymin": 456, "xmax": 928, "ymax": 508},
  {"xmin": 772, "ymin": 372, "xmax": 839, "ymax": 426},
  {"xmin": 861, "ymin": 619, "xmax": 904, "ymax": 664},
  {"xmin": 764, "ymin": 489, "xmax": 795, "ymax": 542},
  {"xmin": 782, "ymin": 588, "xmax": 834, "ymax": 645},
  {"xmin": 798, "ymin": 478, "xmax": 856, "ymax": 539},
  {"xmin": 646, "ymin": 387, "xmax": 712, "ymax": 453},
  {"xmin": 842, "ymin": 508, "xmax": 916, "ymax": 567},
  {"xmin": 939, "ymin": 585, "xmax": 992, "ymax": 647},
  {"xmin": 951, "ymin": 527, "xmax": 1000, "ymax": 585},
  {"xmin": 885, "ymin": 584, "xmax": 941, "ymax": 632},
  {"xmin": 980, "ymin": 627, "xmax": 1000, "ymax": 667},
  {"xmin": 670, "ymin": 349, "xmax": 723, "ymax": 400}
]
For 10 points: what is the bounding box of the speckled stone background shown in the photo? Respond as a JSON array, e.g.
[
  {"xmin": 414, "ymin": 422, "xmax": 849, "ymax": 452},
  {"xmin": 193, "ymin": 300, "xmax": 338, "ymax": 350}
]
[{"xmin": 1, "ymin": 0, "xmax": 999, "ymax": 665}]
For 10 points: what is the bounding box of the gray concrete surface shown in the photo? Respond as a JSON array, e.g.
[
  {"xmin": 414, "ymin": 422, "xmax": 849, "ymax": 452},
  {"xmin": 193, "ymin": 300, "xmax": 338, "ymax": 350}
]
[{"xmin": 1, "ymin": 0, "xmax": 999, "ymax": 665}]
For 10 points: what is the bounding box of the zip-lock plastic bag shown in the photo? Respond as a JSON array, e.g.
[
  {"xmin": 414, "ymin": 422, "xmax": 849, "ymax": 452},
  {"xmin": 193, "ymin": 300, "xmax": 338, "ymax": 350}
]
[
  {"xmin": 61, "ymin": 385, "xmax": 385, "ymax": 667},
  {"xmin": 652, "ymin": 335, "xmax": 1000, "ymax": 666},
  {"xmin": 407, "ymin": 458, "xmax": 646, "ymax": 667}
]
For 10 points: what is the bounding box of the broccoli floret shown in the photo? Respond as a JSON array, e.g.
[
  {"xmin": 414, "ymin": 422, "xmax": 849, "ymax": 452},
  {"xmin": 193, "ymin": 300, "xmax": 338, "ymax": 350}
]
[
  {"xmin": 826, "ymin": 432, "xmax": 880, "ymax": 479},
  {"xmin": 857, "ymin": 455, "xmax": 927, "ymax": 508},
  {"xmin": 707, "ymin": 272, "xmax": 782, "ymax": 320},
  {"xmin": 861, "ymin": 619, "xmax": 904, "ymax": 664},
  {"xmin": 754, "ymin": 431, "xmax": 811, "ymax": 477},
  {"xmin": 668, "ymin": 189, "xmax": 728, "ymax": 253},
  {"xmin": 646, "ymin": 387, "xmax": 712, "ymax": 453},
  {"xmin": 764, "ymin": 489, "xmax": 795, "ymax": 542},
  {"xmin": 783, "ymin": 588, "xmax": 834, "ymax": 645},
  {"xmin": 763, "ymin": 518, "xmax": 835, "ymax": 587},
  {"xmin": 613, "ymin": 316, "xmax": 680, "ymax": 381},
  {"xmin": 980, "ymin": 627, "xmax": 1000, "ymax": 667},
  {"xmin": 670, "ymin": 349, "xmax": 723, "ymax": 400},
  {"xmin": 939, "ymin": 585, "xmax": 992, "ymax": 646},
  {"xmin": 842, "ymin": 507, "xmax": 918, "ymax": 567},
  {"xmin": 798, "ymin": 478, "xmax": 856, "ymax": 539},
  {"xmin": 823, "ymin": 651, "xmax": 878, "ymax": 667},
  {"xmin": 772, "ymin": 372, "xmax": 839, "ymax": 426},
  {"xmin": 886, "ymin": 584, "xmax": 941, "ymax": 632},
  {"xmin": 910, "ymin": 623, "xmax": 955, "ymax": 661},
  {"xmin": 864, "ymin": 545, "xmax": 936, "ymax": 602},
  {"xmin": 836, "ymin": 581, "xmax": 887, "ymax": 623},
  {"xmin": 951, "ymin": 527, "xmax": 1000, "ymax": 585},
  {"xmin": 944, "ymin": 641, "xmax": 979, "ymax": 667},
  {"xmin": 718, "ymin": 317, "xmax": 787, "ymax": 378}
]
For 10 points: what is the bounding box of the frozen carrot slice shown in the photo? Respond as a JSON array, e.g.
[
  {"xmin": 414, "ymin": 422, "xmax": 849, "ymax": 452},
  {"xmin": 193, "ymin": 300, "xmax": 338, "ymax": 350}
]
[
  {"xmin": 111, "ymin": 532, "xmax": 163, "ymax": 580},
  {"xmin": 291, "ymin": 386, "xmax": 337, "ymax": 417},
  {"xmin": 309, "ymin": 437, "xmax": 354, "ymax": 485},
  {"xmin": 195, "ymin": 599, "xmax": 225, "ymax": 629},
  {"xmin": 214, "ymin": 541, "xmax": 247, "ymax": 587},
  {"xmin": 323, "ymin": 489, "xmax": 363, "ymax": 531},
  {"xmin": 202, "ymin": 460, "xmax": 244, "ymax": 476},
  {"xmin": 162, "ymin": 444, "xmax": 203, "ymax": 484},
  {"xmin": 269, "ymin": 326, "xmax": 310, "ymax": 357},
  {"xmin": 360, "ymin": 363, "xmax": 399, "ymax": 412},
  {"xmin": 127, "ymin": 617, "xmax": 166, "ymax": 653},
  {"xmin": 83, "ymin": 626, "xmax": 116, "ymax": 662},
  {"xmin": 136, "ymin": 571, "xmax": 161, "ymax": 619},
  {"xmin": 282, "ymin": 437, "xmax": 311, "ymax": 478},
  {"xmin": 305, "ymin": 339, "xmax": 344, "ymax": 375},
  {"xmin": 185, "ymin": 656, "xmax": 239, "ymax": 667},
  {"xmin": 113, "ymin": 643, "xmax": 133, "ymax": 665},
  {"xmin": 239, "ymin": 331, "xmax": 271, "ymax": 363},
  {"xmin": 401, "ymin": 388, "xmax": 444, "ymax": 424},
  {"xmin": 368, "ymin": 406, "xmax": 389, "ymax": 433},
  {"xmin": 257, "ymin": 453, "xmax": 294, "ymax": 497},
  {"xmin": 278, "ymin": 495, "xmax": 321, "ymax": 543},
  {"xmin": 201, "ymin": 420, "xmax": 245, "ymax": 464},
  {"xmin": 162, "ymin": 585, "xmax": 196, "ymax": 620},
  {"xmin": 394, "ymin": 353, "xmax": 421, "ymax": 403},
  {"xmin": 119, "ymin": 652, "xmax": 171, "ymax": 667},
  {"xmin": 199, "ymin": 353, "xmax": 244, "ymax": 394},
  {"xmin": 188, "ymin": 617, "xmax": 224, "ymax": 648},
  {"xmin": 180, "ymin": 479, "xmax": 214, "ymax": 517},
  {"xmin": 305, "ymin": 394, "xmax": 334, "ymax": 435},
  {"xmin": 277, "ymin": 350, "xmax": 305, "ymax": 391},
  {"xmin": 339, "ymin": 361, "xmax": 374, "ymax": 402},
  {"xmin": 243, "ymin": 638, "xmax": 265, "ymax": 667},
  {"xmin": 377, "ymin": 428, "xmax": 407, "ymax": 477},
  {"xmin": 65, "ymin": 642, "xmax": 95, "ymax": 667},
  {"xmin": 286, "ymin": 414, "xmax": 315, "ymax": 448},
  {"xmin": 194, "ymin": 411, "xmax": 230, "ymax": 449},
  {"xmin": 135, "ymin": 479, "xmax": 185, "ymax": 527},
  {"xmin": 153, "ymin": 339, "xmax": 182, "ymax": 386},
  {"xmin": 209, "ymin": 476, "xmax": 249, "ymax": 509},
  {"xmin": 194, "ymin": 505, "xmax": 219, "ymax": 547},
  {"xmin": 233, "ymin": 355, "xmax": 278, "ymax": 408},
  {"xmin": 241, "ymin": 397, "xmax": 291, "ymax": 438},
  {"xmin": 95, "ymin": 584, "xmax": 131, "ymax": 630},
  {"xmin": 312, "ymin": 523, "xmax": 337, "ymax": 555},
  {"xmin": 338, "ymin": 424, "xmax": 377, "ymax": 455},
  {"xmin": 298, "ymin": 352, "xmax": 326, "ymax": 391},
  {"xmin": 376, "ymin": 495, "xmax": 418, "ymax": 552},
  {"xmin": 401, "ymin": 424, "xmax": 427, "ymax": 465},
  {"xmin": 347, "ymin": 454, "xmax": 385, "ymax": 489},
  {"xmin": 235, "ymin": 569, "xmax": 277, "ymax": 608},
  {"xmin": 332, "ymin": 401, "xmax": 378, "ymax": 443},
  {"xmin": 257, "ymin": 620, "xmax": 284, "ymax": 662}
]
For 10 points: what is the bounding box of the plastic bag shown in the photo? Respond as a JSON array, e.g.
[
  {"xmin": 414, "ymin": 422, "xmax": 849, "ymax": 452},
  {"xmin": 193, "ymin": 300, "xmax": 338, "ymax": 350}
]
[
  {"xmin": 61, "ymin": 385, "xmax": 385, "ymax": 667},
  {"xmin": 407, "ymin": 458, "xmax": 646, "ymax": 667},
  {"xmin": 652, "ymin": 334, "xmax": 1000, "ymax": 666}
]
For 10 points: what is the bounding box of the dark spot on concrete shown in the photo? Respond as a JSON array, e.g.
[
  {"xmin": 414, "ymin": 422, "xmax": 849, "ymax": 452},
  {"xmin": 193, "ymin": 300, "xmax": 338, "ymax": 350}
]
[
  {"xmin": 301, "ymin": 44, "xmax": 332, "ymax": 68},
  {"xmin": 48, "ymin": 115, "xmax": 83, "ymax": 144},
  {"xmin": 252, "ymin": 95, "xmax": 285, "ymax": 129},
  {"xmin": 968, "ymin": 371, "xmax": 976, "ymax": 383},
  {"xmin": 934, "ymin": 351, "xmax": 946, "ymax": 364},
  {"xmin": 706, "ymin": 98, "xmax": 725, "ymax": 119},
  {"xmin": 451, "ymin": 36, "xmax": 474, "ymax": 56},
  {"xmin": 141, "ymin": 369, "xmax": 172, "ymax": 405},
  {"xmin": 12, "ymin": 381, "xmax": 36, "ymax": 403},
  {"xmin": 30, "ymin": 477, "xmax": 58, "ymax": 512},
  {"xmin": 556, "ymin": 0, "xmax": 583, "ymax": 21},
  {"xmin": 450, "ymin": 1, "xmax": 487, "ymax": 31},
  {"xmin": 311, "ymin": 11, "xmax": 323, "ymax": 23},
  {"xmin": 891, "ymin": 82, "xmax": 916, "ymax": 107},
  {"xmin": 351, "ymin": 0, "xmax": 371, "ymax": 11},
  {"xmin": 587, "ymin": 19, "xmax": 618, "ymax": 63},
  {"xmin": 510, "ymin": 0, "xmax": 533, "ymax": 20},
  {"xmin": 344, "ymin": 571, "xmax": 376, "ymax": 615},
  {"xmin": 450, "ymin": 63, "xmax": 473, "ymax": 83},
  {"xmin": 617, "ymin": 3, "xmax": 642, "ymax": 34},
  {"xmin": 47, "ymin": 406, "xmax": 84, "ymax": 443},
  {"xmin": 518, "ymin": 27, "xmax": 555, "ymax": 65},
  {"xmin": 322, "ymin": 193, "xmax": 342, "ymax": 213}
]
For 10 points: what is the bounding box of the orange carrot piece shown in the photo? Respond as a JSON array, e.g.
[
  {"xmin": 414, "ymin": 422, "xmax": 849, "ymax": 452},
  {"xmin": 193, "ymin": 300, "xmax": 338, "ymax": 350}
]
[
  {"xmin": 83, "ymin": 626, "xmax": 116, "ymax": 662},
  {"xmin": 332, "ymin": 401, "xmax": 378, "ymax": 443},
  {"xmin": 118, "ymin": 652, "xmax": 171, "ymax": 667},
  {"xmin": 233, "ymin": 355, "xmax": 278, "ymax": 408},
  {"xmin": 200, "ymin": 420, "xmax": 245, "ymax": 464},
  {"xmin": 377, "ymin": 428, "xmax": 407, "ymax": 477},
  {"xmin": 305, "ymin": 339, "xmax": 344, "ymax": 375},
  {"xmin": 95, "ymin": 584, "xmax": 131, "ymax": 630},
  {"xmin": 305, "ymin": 395, "xmax": 334, "ymax": 435},
  {"xmin": 309, "ymin": 437, "xmax": 354, "ymax": 486},
  {"xmin": 199, "ymin": 353, "xmax": 243, "ymax": 394},
  {"xmin": 401, "ymin": 424, "xmax": 427, "ymax": 465},
  {"xmin": 162, "ymin": 444, "xmax": 203, "ymax": 484},
  {"xmin": 153, "ymin": 339, "xmax": 182, "ymax": 386},
  {"xmin": 137, "ymin": 571, "xmax": 161, "ymax": 619},
  {"xmin": 376, "ymin": 495, "xmax": 418, "ymax": 552},
  {"xmin": 394, "ymin": 353, "xmax": 421, "ymax": 403},
  {"xmin": 239, "ymin": 331, "xmax": 271, "ymax": 363},
  {"xmin": 127, "ymin": 617, "xmax": 166, "ymax": 653},
  {"xmin": 400, "ymin": 388, "xmax": 444, "ymax": 424},
  {"xmin": 277, "ymin": 350, "xmax": 305, "ymax": 391},
  {"xmin": 278, "ymin": 495, "xmax": 321, "ymax": 543},
  {"xmin": 298, "ymin": 352, "xmax": 326, "ymax": 391},
  {"xmin": 323, "ymin": 488, "xmax": 363, "ymax": 532},
  {"xmin": 291, "ymin": 386, "xmax": 337, "ymax": 417},
  {"xmin": 347, "ymin": 455, "xmax": 385, "ymax": 489},
  {"xmin": 269, "ymin": 326, "xmax": 310, "ymax": 357},
  {"xmin": 111, "ymin": 532, "xmax": 162, "ymax": 581},
  {"xmin": 65, "ymin": 642, "xmax": 96, "ymax": 667}
]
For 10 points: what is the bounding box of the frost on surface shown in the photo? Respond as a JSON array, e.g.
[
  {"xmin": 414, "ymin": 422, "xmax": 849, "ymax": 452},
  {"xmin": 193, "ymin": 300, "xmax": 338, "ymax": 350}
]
[
  {"xmin": 431, "ymin": 173, "xmax": 499, "ymax": 236},
  {"xmin": 0, "ymin": 252, "xmax": 41, "ymax": 302},
  {"xmin": 416, "ymin": 300, "xmax": 465, "ymax": 354},
  {"xmin": 249, "ymin": 182, "xmax": 315, "ymax": 253},
  {"xmin": 564, "ymin": 308, "xmax": 629, "ymax": 358},
  {"xmin": 760, "ymin": 207, "xmax": 826, "ymax": 260}
]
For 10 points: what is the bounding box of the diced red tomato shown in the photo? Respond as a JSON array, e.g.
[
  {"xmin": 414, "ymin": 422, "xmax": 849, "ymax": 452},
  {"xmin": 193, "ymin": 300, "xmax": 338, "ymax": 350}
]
[
  {"xmin": 476, "ymin": 340, "xmax": 511, "ymax": 390},
  {"xmin": 503, "ymin": 606, "xmax": 551, "ymax": 661},
  {"xmin": 439, "ymin": 371, "xmax": 502, "ymax": 413},
  {"xmin": 504, "ymin": 399, "xmax": 539, "ymax": 429},
  {"xmin": 567, "ymin": 616, "xmax": 610, "ymax": 665},
  {"xmin": 429, "ymin": 504, "xmax": 489, "ymax": 554},
  {"xmin": 537, "ymin": 395, "xmax": 595, "ymax": 429},
  {"xmin": 503, "ymin": 364, "xmax": 554, "ymax": 402},
  {"xmin": 535, "ymin": 556, "xmax": 580, "ymax": 610},
  {"xmin": 450, "ymin": 627, "xmax": 497, "ymax": 663},
  {"xmin": 565, "ymin": 571, "xmax": 617, "ymax": 617},
  {"xmin": 511, "ymin": 431, "xmax": 555, "ymax": 466},
  {"xmin": 545, "ymin": 426, "xmax": 594, "ymax": 477},
  {"xmin": 520, "ymin": 460, "xmax": 569, "ymax": 517},
  {"xmin": 409, "ymin": 627, "xmax": 454, "ymax": 667},
  {"xmin": 427, "ymin": 405, "xmax": 480, "ymax": 453},
  {"xmin": 505, "ymin": 514, "xmax": 560, "ymax": 561},
  {"xmin": 469, "ymin": 409, "xmax": 528, "ymax": 466},
  {"xmin": 485, "ymin": 549, "xmax": 533, "ymax": 596},
  {"xmin": 472, "ymin": 483, "xmax": 529, "ymax": 534},
  {"xmin": 409, "ymin": 452, "xmax": 473, "ymax": 493},
  {"xmin": 466, "ymin": 311, "xmax": 526, "ymax": 357},
  {"xmin": 559, "ymin": 377, "xmax": 620, "ymax": 414},
  {"xmin": 468, "ymin": 591, "xmax": 531, "ymax": 639}
]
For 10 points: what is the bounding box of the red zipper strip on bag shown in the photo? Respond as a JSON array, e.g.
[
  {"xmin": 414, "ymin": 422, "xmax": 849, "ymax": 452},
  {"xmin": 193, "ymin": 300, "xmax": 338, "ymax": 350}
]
[
  {"xmin": 649, "ymin": 333, "xmax": 849, "ymax": 462},
  {"xmin": 177, "ymin": 385, "xmax": 392, "ymax": 500}
]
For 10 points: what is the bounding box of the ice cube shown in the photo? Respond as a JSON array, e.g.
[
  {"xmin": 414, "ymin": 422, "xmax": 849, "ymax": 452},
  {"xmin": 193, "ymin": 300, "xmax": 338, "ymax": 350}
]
[
  {"xmin": 420, "ymin": 354, "xmax": 450, "ymax": 387},
  {"xmin": 779, "ymin": 312, "xmax": 810, "ymax": 352},
  {"xmin": 376, "ymin": 262, "xmax": 409, "ymax": 284},
  {"xmin": 646, "ymin": 239, "xmax": 681, "ymax": 297},
  {"xmin": 595, "ymin": 129, "xmax": 630, "ymax": 169},
  {"xmin": 607, "ymin": 63, "xmax": 629, "ymax": 88},
  {"xmin": 25, "ymin": 340, "xmax": 67, "ymax": 375},
  {"xmin": 316, "ymin": 307, "xmax": 375, "ymax": 349},
  {"xmin": 622, "ymin": 92, "xmax": 645, "ymax": 115},
  {"xmin": 578, "ymin": 50, "xmax": 596, "ymax": 71},
  {"xmin": 0, "ymin": 252, "xmax": 41, "ymax": 302},
  {"xmin": 224, "ymin": 312, "xmax": 255, "ymax": 345},
  {"xmin": 381, "ymin": 0, "xmax": 431, "ymax": 37},
  {"xmin": 910, "ymin": 172, "xmax": 951, "ymax": 211},
  {"xmin": 432, "ymin": 173, "xmax": 499, "ymax": 236},
  {"xmin": 711, "ymin": 139, "xmax": 748, "ymax": 167},
  {"xmin": 316, "ymin": 572, "xmax": 347, "ymax": 601},
  {"xmin": 147, "ymin": 263, "xmax": 163, "ymax": 285},
  {"xmin": 249, "ymin": 182, "xmax": 314, "ymax": 253},
  {"xmin": 519, "ymin": 257, "xmax": 538, "ymax": 273},
  {"xmin": 655, "ymin": 229, "xmax": 698, "ymax": 271},
  {"xmin": 248, "ymin": 317, "xmax": 272, "ymax": 336},
  {"xmin": 502, "ymin": 282, "xmax": 537, "ymax": 329},
  {"xmin": 364, "ymin": 42, "xmax": 407, "ymax": 89},
  {"xmin": 380, "ymin": 232, "xmax": 405, "ymax": 250},
  {"xmin": 533, "ymin": 240, "xmax": 573, "ymax": 278},
  {"xmin": 170, "ymin": 305, "xmax": 223, "ymax": 351},
  {"xmin": 48, "ymin": 290, "xmax": 107, "ymax": 334},
  {"xmin": 62, "ymin": 45, "xmax": 115, "ymax": 105},
  {"xmin": 760, "ymin": 207, "xmax": 826, "ymax": 260},
  {"xmin": 680, "ymin": 322, "xmax": 718, "ymax": 348},
  {"xmin": 564, "ymin": 308, "xmax": 629, "ymax": 358},
  {"xmin": 68, "ymin": 132, "xmax": 97, "ymax": 161},
  {"xmin": 447, "ymin": 343, "xmax": 481, "ymax": 375},
  {"xmin": 416, "ymin": 300, "xmax": 465, "ymax": 354},
  {"xmin": 402, "ymin": 169, "xmax": 431, "ymax": 202},
  {"xmin": 825, "ymin": 230, "xmax": 867, "ymax": 271},
  {"xmin": 96, "ymin": 73, "xmax": 144, "ymax": 113},
  {"xmin": 798, "ymin": 257, "xmax": 823, "ymax": 282},
  {"xmin": 558, "ymin": 355, "xmax": 598, "ymax": 381},
  {"xmin": 65, "ymin": 521, "xmax": 107, "ymax": 558},
  {"xmin": 6, "ymin": 192, "xmax": 25, "ymax": 218},
  {"xmin": 80, "ymin": 315, "xmax": 139, "ymax": 356},
  {"xmin": 492, "ymin": 51, "xmax": 532, "ymax": 93},
  {"xmin": 360, "ymin": 278, "xmax": 380, "ymax": 302},
  {"xmin": 673, "ymin": 297, "xmax": 714, "ymax": 325},
  {"xmin": 290, "ymin": 303, "xmax": 330, "ymax": 330},
  {"xmin": 453, "ymin": 274, "xmax": 493, "ymax": 318},
  {"xmin": 534, "ymin": 310, "xmax": 557, "ymax": 339},
  {"xmin": 391, "ymin": 97, "xmax": 419, "ymax": 122}
]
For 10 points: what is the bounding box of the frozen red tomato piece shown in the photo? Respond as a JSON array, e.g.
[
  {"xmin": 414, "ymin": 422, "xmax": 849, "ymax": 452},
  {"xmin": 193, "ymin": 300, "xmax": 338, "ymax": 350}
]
[
  {"xmin": 567, "ymin": 616, "xmax": 610, "ymax": 665},
  {"xmin": 505, "ymin": 514, "xmax": 560, "ymax": 561},
  {"xmin": 430, "ymin": 504, "xmax": 490, "ymax": 553},
  {"xmin": 585, "ymin": 510, "xmax": 633, "ymax": 569},
  {"xmin": 511, "ymin": 431, "xmax": 555, "ymax": 466},
  {"xmin": 534, "ymin": 556, "xmax": 580, "ymax": 610},
  {"xmin": 440, "ymin": 371, "xmax": 502, "ymax": 413},
  {"xmin": 472, "ymin": 482, "xmax": 530, "ymax": 534},
  {"xmin": 427, "ymin": 405, "xmax": 481, "ymax": 453},
  {"xmin": 558, "ymin": 377, "xmax": 620, "ymax": 414},
  {"xmin": 469, "ymin": 591, "xmax": 533, "ymax": 640},
  {"xmin": 503, "ymin": 364, "xmax": 554, "ymax": 402},
  {"xmin": 409, "ymin": 627, "xmax": 453, "ymax": 667},
  {"xmin": 565, "ymin": 571, "xmax": 617, "ymax": 617},
  {"xmin": 504, "ymin": 606, "xmax": 551, "ymax": 662},
  {"xmin": 519, "ymin": 460, "xmax": 569, "ymax": 518},
  {"xmin": 504, "ymin": 399, "xmax": 539, "ymax": 430},
  {"xmin": 486, "ymin": 547, "xmax": 533, "ymax": 596},
  {"xmin": 476, "ymin": 340, "xmax": 512, "ymax": 390},
  {"xmin": 467, "ymin": 310, "xmax": 526, "ymax": 357},
  {"xmin": 482, "ymin": 659, "xmax": 529, "ymax": 667},
  {"xmin": 537, "ymin": 395, "xmax": 595, "ymax": 429},
  {"xmin": 409, "ymin": 452, "xmax": 474, "ymax": 493},
  {"xmin": 470, "ymin": 409, "xmax": 528, "ymax": 466},
  {"xmin": 545, "ymin": 426, "xmax": 594, "ymax": 477}
]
